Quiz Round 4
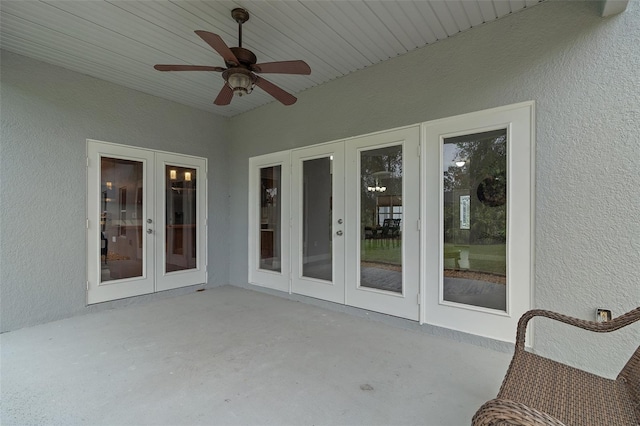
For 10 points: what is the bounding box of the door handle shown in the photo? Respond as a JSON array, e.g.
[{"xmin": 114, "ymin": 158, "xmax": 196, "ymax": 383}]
[
  {"xmin": 336, "ymin": 230, "xmax": 343, "ymax": 236},
  {"xmin": 147, "ymin": 229, "xmax": 153, "ymax": 234}
]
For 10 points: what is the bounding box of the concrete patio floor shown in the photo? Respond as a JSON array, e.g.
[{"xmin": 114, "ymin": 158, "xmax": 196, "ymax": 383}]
[{"xmin": 1, "ymin": 286, "xmax": 510, "ymax": 425}]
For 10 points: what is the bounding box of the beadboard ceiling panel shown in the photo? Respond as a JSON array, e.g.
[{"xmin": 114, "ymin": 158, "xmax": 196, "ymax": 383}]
[{"xmin": 0, "ymin": 0, "xmax": 543, "ymax": 117}]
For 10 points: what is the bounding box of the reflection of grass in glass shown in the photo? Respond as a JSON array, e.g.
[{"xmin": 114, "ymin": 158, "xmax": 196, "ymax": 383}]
[
  {"xmin": 361, "ymin": 239, "xmax": 401, "ymax": 264},
  {"xmin": 444, "ymin": 243, "xmax": 506, "ymax": 275},
  {"xmin": 360, "ymin": 240, "xmax": 505, "ymax": 274}
]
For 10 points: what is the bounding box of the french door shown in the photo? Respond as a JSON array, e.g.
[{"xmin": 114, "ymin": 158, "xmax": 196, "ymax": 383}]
[
  {"xmin": 291, "ymin": 142, "xmax": 345, "ymax": 304},
  {"xmin": 252, "ymin": 104, "xmax": 533, "ymax": 340},
  {"xmin": 87, "ymin": 140, "xmax": 207, "ymax": 304},
  {"xmin": 345, "ymin": 127, "xmax": 420, "ymax": 320},
  {"xmin": 290, "ymin": 127, "xmax": 420, "ymax": 320}
]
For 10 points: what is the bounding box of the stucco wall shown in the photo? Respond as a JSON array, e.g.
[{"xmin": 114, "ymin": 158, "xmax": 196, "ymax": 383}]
[
  {"xmin": 0, "ymin": 51, "xmax": 230, "ymax": 332},
  {"xmin": 228, "ymin": 1, "xmax": 639, "ymax": 377}
]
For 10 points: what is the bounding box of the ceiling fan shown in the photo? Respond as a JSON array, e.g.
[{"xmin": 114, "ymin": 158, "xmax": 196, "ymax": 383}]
[{"xmin": 154, "ymin": 8, "xmax": 311, "ymax": 106}]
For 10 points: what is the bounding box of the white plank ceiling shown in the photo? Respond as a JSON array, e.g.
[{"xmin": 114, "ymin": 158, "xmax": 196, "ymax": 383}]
[{"xmin": 1, "ymin": 0, "xmax": 542, "ymax": 117}]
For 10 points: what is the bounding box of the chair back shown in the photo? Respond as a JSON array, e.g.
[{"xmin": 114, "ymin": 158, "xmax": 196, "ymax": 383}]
[{"xmin": 618, "ymin": 345, "xmax": 640, "ymax": 421}]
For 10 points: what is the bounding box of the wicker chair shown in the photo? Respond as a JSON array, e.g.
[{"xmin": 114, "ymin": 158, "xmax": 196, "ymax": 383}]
[{"xmin": 472, "ymin": 307, "xmax": 640, "ymax": 426}]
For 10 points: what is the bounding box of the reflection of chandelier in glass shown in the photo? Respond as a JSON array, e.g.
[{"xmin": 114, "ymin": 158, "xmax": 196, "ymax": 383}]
[{"xmin": 367, "ymin": 179, "xmax": 386, "ymax": 192}]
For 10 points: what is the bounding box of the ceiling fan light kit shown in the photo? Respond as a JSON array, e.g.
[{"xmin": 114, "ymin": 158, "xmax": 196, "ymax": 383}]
[
  {"xmin": 154, "ymin": 8, "xmax": 311, "ymax": 107},
  {"xmin": 224, "ymin": 68, "xmax": 254, "ymax": 96}
]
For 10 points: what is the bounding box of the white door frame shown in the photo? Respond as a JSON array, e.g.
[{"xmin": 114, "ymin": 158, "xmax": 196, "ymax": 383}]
[{"xmin": 87, "ymin": 140, "xmax": 207, "ymax": 304}]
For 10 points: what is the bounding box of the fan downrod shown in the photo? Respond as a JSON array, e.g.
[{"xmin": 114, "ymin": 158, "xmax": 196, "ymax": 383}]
[{"xmin": 232, "ymin": 8, "xmax": 249, "ymax": 48}]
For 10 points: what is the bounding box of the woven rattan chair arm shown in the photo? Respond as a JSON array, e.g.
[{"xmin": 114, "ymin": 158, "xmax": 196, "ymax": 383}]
[
  {"xmin": 472, "ymin": 398, "xmax": 567, "ymax": 426},
  {"xmin": 515, "ymin": 307, "xmax": 640, "ymax": 350}
]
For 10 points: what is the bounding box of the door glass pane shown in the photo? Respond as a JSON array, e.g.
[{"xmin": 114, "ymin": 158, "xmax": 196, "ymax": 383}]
[
  {"xmin": 302, "ymin": 157, "xmax": 332, "ymax": 281},
  {"xmin": 259, "ymin": 166, "xmax": 282, "ymax": 272},
  {"xmin": 360, "ymin": 145, "xmax": 403, "ymax": 293},
  {"xmin": 166, "ymin": 165, "xmax": 197, "ymax": 273},
  {"xmin": 100, "ymin": 157, "xmax": 144, "ymax": 282},
  {"xmin": 442, "ymin": 129, "xmax": 507, "ymax": 311}
]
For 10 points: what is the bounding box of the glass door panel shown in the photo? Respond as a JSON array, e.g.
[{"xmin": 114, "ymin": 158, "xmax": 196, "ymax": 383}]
[
  {"xmin": 248, "ymin": 152, "xmax": 290, "ymax": 292},
  {"xmin": 100, "ymin": 157, "xmax": 145, "ymax": 282},
  {"xmin": 259, "ymin": 165, "xmax": 282, "ymax": 272},
  {"xmin": 302, "ymin": 157, "xmax": 333, "ymax": 281},
  {"xmin": 442, "ymin": 129, "xmax": 507, "ymax": 311},
  {"xmin": 360, "ymin": 145, "xmax": 403, "ymax": 293},
  {"xmin": 165, "ymin": 165, "xmax": 197, "ymax": 273}
]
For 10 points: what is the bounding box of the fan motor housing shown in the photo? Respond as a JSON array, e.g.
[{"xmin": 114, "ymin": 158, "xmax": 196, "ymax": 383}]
[{"xmin": 229, "ymin": 47, "xmax": 257, "ymax": 67}]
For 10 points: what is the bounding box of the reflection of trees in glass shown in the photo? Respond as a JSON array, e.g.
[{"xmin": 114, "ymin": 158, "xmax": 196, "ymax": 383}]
[
  {"xmin": 360, "ymin": 147, "xmax": 402, "ymax": 228},
  {"xmin": 444, "ymin": 130, "xmax": 507, "ymax": 246}
]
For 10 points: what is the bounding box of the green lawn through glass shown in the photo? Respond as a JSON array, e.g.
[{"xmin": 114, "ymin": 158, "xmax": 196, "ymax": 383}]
[
  {"xmin": 444, "ymin": 243, "xmax": 505, "ymax": 275},
  {"xmin": 361, "ymin": 240, "xmax": 505, "ymax": 276},
  {"xmin": 361, "ymin": 239, "xmax": 401, "ymax": 264}
]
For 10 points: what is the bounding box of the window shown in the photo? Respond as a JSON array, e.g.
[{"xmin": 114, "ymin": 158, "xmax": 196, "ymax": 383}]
[
  {"xmin": 442, "ymin": 129, "xmax": 507, "ymax": 311},
  {"xmin": 259, "ymin": 166, "xmax": 282, "ymax": 272},
  {"xmin": 422, "ymin": 102, "xmax": 534, "ymax": 343}
]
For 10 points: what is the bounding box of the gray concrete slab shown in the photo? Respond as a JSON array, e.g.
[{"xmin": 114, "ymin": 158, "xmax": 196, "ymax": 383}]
[{"xmin": 1, "ymin": 286, "xmax": 510, "ymax": 425}]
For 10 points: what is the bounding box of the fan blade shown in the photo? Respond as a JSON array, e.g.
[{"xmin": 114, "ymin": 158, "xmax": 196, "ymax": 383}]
[
  {"xmin": 154, "ymin": 65, "xmax": 225, "ymax": 72},
  {"xmin": 195, "ymin": 30, "xmax": 239, "ymax": 66},
  {"xmin": 252, "ymin": 60, "xmax": 311, "ymax": 75},
  {"xmin": 255, "ymin": 76, "xmax": 297, "ymax": 106},
  {"xmin": 214, "ymin": 84, "xmax": 234, "ymax": 106}
]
